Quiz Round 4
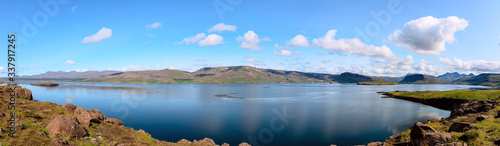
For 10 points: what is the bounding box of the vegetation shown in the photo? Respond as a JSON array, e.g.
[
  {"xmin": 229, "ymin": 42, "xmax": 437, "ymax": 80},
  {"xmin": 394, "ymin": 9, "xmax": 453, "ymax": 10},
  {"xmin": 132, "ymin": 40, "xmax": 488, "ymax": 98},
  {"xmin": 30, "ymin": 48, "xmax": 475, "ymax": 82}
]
[
  {"xmin": 399, "ymin": 74, "xmax": 444, "ymax": 84},
  {"xmin": 357, "ymin": 80, "xmax": 399, "ymax": 85},
  {"xmin": 30, "ymin": 83, "xmax": 59, "ymax": 87},
  {"xmin": 454, "ymin": 73, "xmax": 500, "ymax": 87},
  {"xmin": 388, "ymin": 90, "xmax": 500, "ymax": 100}
]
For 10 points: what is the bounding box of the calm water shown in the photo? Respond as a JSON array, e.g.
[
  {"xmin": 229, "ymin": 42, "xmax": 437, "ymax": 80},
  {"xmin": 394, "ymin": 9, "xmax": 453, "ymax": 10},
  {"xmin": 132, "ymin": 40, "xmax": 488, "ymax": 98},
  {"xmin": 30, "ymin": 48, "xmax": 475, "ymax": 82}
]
[{"xmin": 20, "ymin": 82, "xmax": 487, "ymax": 146}]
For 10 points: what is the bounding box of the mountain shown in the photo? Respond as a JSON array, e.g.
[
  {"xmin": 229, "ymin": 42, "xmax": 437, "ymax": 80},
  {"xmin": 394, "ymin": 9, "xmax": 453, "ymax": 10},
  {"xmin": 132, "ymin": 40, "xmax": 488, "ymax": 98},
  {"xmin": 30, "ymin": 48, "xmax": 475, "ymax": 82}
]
[
  {"xmin": 336, "ymin": 72, "xmax": 374, "ymax": 83},
  {"xmin": 399, "ymin": 74, "xmax": 444, "ymax": 84},
  {"xmin": 85, "ymin": 66, "xmax": 339, "ymax": 83},
  {"xmin": 437, "ymin": 72, "xmax": 475, "ymax": 83},
  {"xmin": 453, "ymin": 73, "xmax": 500, "ymax": 87},
  {"xmin": 20, "ymin": 71, "xmax": 122, "ymax": 79}
]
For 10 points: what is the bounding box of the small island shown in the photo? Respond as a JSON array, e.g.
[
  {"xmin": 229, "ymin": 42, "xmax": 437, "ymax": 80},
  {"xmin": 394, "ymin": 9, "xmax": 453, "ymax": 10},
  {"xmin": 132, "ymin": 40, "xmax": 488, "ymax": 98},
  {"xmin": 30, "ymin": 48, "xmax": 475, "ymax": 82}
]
[
  {"xmin": 357, "ymin": 80, "xmax": 400, "ymax": 85},
  {"xmin": 30, "ymin": 82, "xmax": 60, "ymax": 87}
]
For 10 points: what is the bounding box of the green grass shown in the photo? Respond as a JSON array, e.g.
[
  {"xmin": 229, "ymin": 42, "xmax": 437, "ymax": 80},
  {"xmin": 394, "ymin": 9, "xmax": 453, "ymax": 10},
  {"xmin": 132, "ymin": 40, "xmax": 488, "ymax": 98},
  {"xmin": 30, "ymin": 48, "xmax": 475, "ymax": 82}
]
[
  {"xmin": 357, "ymin": 80, "xmax": 399, "ymax": 85},
  {"xmin": 389, "ymin": 90, "xmax": 500, "ymax": 100}
]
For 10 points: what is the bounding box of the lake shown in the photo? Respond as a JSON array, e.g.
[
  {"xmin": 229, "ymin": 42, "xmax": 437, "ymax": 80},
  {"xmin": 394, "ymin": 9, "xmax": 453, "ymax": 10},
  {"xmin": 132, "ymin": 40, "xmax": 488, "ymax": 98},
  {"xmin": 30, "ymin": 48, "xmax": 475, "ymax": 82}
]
[{"xmin": 21, "ymin": 82, "xmax": 487, "ymax": 146}]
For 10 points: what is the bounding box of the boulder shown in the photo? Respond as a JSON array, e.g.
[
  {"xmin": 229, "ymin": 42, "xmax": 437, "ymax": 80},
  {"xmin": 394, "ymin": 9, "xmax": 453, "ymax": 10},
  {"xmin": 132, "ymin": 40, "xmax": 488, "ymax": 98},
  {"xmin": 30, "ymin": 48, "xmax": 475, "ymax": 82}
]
[
  {"xmin": 63, "ymin": 103, "xmax": 76, "ymax": 113},
  {"xmin": 90, "ymin": 109, "xmax": 106, "ymax": 121},
  {"xmin": 410, "ymin": 122, "xmax": 452, "ymax": 146},
  {"xmin": 51, "ymin": 138, "xmax": 69, "ymax": 146},
  {"xmin": 436, "ymin": 142, "xmax": 467, "ymax": 146},
  {"xmin": 74, "ymin": 107, "xmax": 100, "ymax": 127},
  {"xmin": 177, "ymin": 139, "xmax": 191, "ymax": 144},
  {"xmin": 138, "ymin": 129, "xmax": 151, "ymax": 137},
  {"xmin": 222, "ymin": 143, "xmax": 230, "ymax": 146},
  {"xmin": 105, "ymin": 118, "xmax": 124, "ymax": 126},
  {"xmin": 367, "ymin": 142, "xmax": 388, "ymax": 146},
  {"xmin": 238, "ymin": 142, "xmax": 251, "ymax": 146},
  {"xmin": 46, "ymin": 115, "xmax": 87, "ymax": 138},
  {"xmin": 193, "ymin": 138, "xmax": 215, "ymax": 145},
  {"xmin": 450, "ymin": 100, "xmax": 499, "ymax": 118},
  {"xmin": 476, "ymin": 115, "xmax": 492, "ymax": 122},
  {"xmin": 14, "ymin": 87, "xmax": 33, "ymax": 100},
  {"xmin": 448, "ymin": 122, "xmax": 474, "ymax": 132}
]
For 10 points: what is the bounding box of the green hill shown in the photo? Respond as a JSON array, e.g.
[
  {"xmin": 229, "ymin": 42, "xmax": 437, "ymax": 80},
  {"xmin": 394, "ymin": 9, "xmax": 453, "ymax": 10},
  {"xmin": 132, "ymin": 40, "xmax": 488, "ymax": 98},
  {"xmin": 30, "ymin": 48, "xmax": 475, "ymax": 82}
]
[
  {"xmin": 454, "ymin": 73, "xmax": 500, "ymax": 87},
  {"xmin": 85, "ymin": 66, "xmax": 339, "ymax": 83},
  {"xmin": 399, "ymin": 74, "xmax": 444, "ymax": 84}
]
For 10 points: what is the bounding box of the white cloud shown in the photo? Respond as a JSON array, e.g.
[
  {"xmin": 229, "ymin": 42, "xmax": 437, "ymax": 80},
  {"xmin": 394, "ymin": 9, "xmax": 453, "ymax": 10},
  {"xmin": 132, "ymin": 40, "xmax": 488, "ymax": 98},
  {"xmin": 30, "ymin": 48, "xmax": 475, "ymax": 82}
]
[
  {"xmin": 313, "ymin": 30, "xmax": 393, "ymax": 57},
  {"xmin": 439, "ymin": 58, "xmax": 500, "ymax": 72},
  {"xmin": 237, "ymin": 31, "xmax": 263, "ymax": 50},
  {"xmin": 287, "ymin": 35, "xmax": 310, "ymax": 47},
  {"xmin": 274, "ymin": 44, "xmax": 286, "ymax": 49},
  {"xmin": 263, "ymin": 37, "xmax": 271, "ymax": 41},
  {"xmin": 387, "ymin": 16, "xmax": 468, "ymax": 55},
  {"xmin": 245, "ymin": 58, "xmax": 263, "ymax": 63},
  {"xmin": 273, "ymin": 49, "xmax": 292, "ymax": 56},
  {"xmin": 146, "ymin": 22, "xmax": 162, "ymax": 29},
  {"xmin": 199, "ymin": 34, "xmax": 224, "ymax": 46},
  {"xmin": 72, "ymin": 6, "xmax": 78, "ymax": 13},
  {"xmin": 169, "ymin": 66, "xmax": 176, "ymax": 70},
  {"xmin": 64, "ymin": 60, "xmax": 76, "ymax": 65},
  {"xmin": 321, "ymin": 59, "xmax": 330, "ymax": 63},
  {"xmin": 208, "ymin": 23, "xmax": 237, "ymax": 33},
  {"xmin": 32, "ymin": 65, "xmax": 36, "ymax": 68},
  {"xmin": 117, "ymin": 65, "xmax": 141, "ymax": 71},
  {"xmin": 82, "ymin": 27, "xmax": 112, "ymax": 43},
  {"xmin": 181, "ymin": 33, "xmax": 206, "ymax": 44}
]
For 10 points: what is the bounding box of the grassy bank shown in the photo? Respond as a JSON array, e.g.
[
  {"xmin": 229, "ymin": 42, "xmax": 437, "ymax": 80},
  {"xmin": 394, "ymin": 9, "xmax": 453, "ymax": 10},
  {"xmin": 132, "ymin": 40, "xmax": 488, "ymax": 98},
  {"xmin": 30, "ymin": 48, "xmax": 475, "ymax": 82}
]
[{"xmin": 388, "ymin": 90, "xmax": 500, "ymax": 100}]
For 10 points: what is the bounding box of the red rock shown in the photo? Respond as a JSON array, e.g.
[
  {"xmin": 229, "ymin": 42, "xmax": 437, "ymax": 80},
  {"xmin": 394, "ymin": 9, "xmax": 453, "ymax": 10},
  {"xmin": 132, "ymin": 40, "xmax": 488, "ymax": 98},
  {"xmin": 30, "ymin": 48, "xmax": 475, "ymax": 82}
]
[
  {"xmin": 46, "ymin": 115, "xmax": 87, "ymax": 138},
  {"xmin": 74, "ymin": 107, "xmax": 100, "ymax": 127}
]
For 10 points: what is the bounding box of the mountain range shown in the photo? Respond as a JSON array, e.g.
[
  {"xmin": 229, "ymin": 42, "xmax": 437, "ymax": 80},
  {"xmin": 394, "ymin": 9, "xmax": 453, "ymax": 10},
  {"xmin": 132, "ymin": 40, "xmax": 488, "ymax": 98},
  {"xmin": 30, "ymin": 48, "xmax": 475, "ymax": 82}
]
[{"xmin": 14, "ymin": 66, "xmax": 500, "ymax": 87}]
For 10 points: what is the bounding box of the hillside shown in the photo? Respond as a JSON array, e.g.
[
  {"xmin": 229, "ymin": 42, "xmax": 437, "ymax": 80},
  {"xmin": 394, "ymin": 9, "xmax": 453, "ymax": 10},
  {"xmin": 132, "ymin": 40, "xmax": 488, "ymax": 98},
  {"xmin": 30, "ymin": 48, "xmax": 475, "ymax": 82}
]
[
  {"xmin": 454, "ymin": 73, "xmax": 500, "ymax": 87},
  {"xmin": 20, "ymin": 71, "xmax": 122, "ymax": 79},
  {"xmin": 437, "ymin": 72, "xmax": 475, "ymax": 83},
  {"xmin": 85, "ymin": 66, "xmax": 338, "ymax": 83},
  {"xmin": 336, "ymin": 72, "xmax": 373, "ymax": 83},
  {"xmin": 399, "ymin": 74, "xmax": 444, "ymax": 84}
]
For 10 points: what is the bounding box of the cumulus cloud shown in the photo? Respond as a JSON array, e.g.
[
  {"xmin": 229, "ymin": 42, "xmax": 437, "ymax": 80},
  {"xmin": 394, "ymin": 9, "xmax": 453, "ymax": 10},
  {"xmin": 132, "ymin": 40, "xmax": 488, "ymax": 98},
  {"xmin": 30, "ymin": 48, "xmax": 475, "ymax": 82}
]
[
  {"xmin": 117, "ymin": 65, "xmax": 141, "ymax": 71},
  {"xmin": 237, "ymin": 31, "xmax": 263, "ymax": 50},
  {"xmin": 387, "ymin": 16, "xmax": 468, "ymax": 55},
  {"xmin": 199, "ymin": 34, "xmax": 224, "ymax": 46},
  {"xmin": 287, "ymin": 35, "xmax": 310, "ymax": 47},
  {"xmin": 64, "ymin": 60, "xmax": 76, "ymax": 65},
  {"xmin": 181, "ymin": 33, "xmax": 206, "ymax": 44},
  {"xmin": 313, "ymin": 30, "xmax": 393, "ymax": 57},
  {"xmin": 273, "ymin": 49, "xmax": 292, "ymax": 56},
  {"xmin": 146, "ymin": 22, "xmax": 162, "ymax": 29},
  {"xmin": 439, "ymin": 58, "xmax": 500, "ymax": 72},
  {"xmin": 208, "ymin": 23, "xmax": 237, "ymax": 33},
  {"xmin": 82, "ymin": 27, "xmax": 112, "ymax": 43},
  {"xmin": 263, "ymin": 37, "xmax": 271, "ymax": 41}
]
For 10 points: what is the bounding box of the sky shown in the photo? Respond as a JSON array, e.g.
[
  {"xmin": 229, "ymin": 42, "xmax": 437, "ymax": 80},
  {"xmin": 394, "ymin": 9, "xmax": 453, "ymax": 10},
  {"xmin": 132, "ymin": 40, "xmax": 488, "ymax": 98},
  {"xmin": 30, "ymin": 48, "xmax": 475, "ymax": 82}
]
[{"xmin": 1, "ymin": 0, "xmax": 500, "ymax": 76}]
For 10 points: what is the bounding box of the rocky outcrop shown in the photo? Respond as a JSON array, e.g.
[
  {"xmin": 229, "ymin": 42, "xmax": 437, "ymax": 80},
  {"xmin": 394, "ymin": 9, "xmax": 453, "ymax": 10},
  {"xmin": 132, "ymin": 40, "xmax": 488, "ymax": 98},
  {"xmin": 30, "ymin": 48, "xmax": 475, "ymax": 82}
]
[
  {"xmin": 46, "ymin": 115, "xmax": 87, "ymax": 138},
  {"xmin": 74, "ymin": 107, "xmax": 100, "ymax": 127},
  {"xmin": 410, "ymin": 122, "xmax": 452, "ymax": 146},
  {"xmin": 366, "ymin": 142, "xmax": 389, "ymax": 146},
  {"xmin": 90, "ymin": 109, "xmax": 106, "ymax": 121},
  {"xmin": 105, "ymin": 118, "xmax": 124, "ymax": 126},
  {"xmin": 63, "ymin": 103, "xmax": 76, "ymax": 113},
  {"xmin": 450, "ymin": 100, "xmax": 499, "ymax": 118},
  {"xmin": 448, "ymin": 122, "xmax": 474, "ymax": 133},
  {"xmin": 51, "ymin": 138, "xmax": 69, "ymax": 146}
]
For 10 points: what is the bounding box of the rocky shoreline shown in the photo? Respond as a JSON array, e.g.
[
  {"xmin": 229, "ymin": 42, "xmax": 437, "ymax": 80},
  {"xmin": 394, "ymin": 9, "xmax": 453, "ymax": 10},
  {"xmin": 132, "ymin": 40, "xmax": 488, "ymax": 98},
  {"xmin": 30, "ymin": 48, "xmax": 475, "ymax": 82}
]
[
  {"xmin": 0, "ymin": 85, "xmax": 251, "ymax": 146},
  {"xmin": 365, "ymin": 91, "xmax": 500, "ymax": 146}
]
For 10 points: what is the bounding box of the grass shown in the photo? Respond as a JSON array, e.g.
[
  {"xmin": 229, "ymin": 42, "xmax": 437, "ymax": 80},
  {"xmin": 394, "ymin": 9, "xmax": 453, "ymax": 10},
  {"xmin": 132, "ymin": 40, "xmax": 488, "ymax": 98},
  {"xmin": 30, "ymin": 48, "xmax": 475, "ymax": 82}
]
[
  {"xmin": 389, "ymin": 90, "xmax": 500, "ymax": 100},
  {"xmin": 357, "ymin": 80, "xmax": 399, "ymax": 85}
]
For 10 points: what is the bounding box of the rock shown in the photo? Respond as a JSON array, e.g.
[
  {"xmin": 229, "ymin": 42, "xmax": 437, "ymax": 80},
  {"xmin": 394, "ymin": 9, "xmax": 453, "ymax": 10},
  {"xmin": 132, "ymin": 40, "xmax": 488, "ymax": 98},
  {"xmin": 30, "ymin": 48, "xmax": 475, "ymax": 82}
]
[
  {"xmin": 138, "ymin": 129, "xmax": 151, "ymax": 137},
  {"xmin": 63, "ymin": 103, "xmax": 77, "ymax": 113},
  {"xmin": 90, "ymin": 109, "xmax": 106, "ymax": 121},
  {"xmin": 238, "ymin": 142, "xmax": 251, "ymax": 146},
  {"xmin": 193, "ymin": 138, "xmax": 215, "ymax": 145},
  {"xmin": 476, "ymin": 115, "xmax": 492, "ymax": 122},
  {"xmin": 496, "ymin": 111, "xmax": 500, "ymax": 118},
  {"xmin": 37, "ymin": 131, "xmax": 48, "ymax": 137},
  {"xmin": 74, "ymin": 107, "xmax": 100, "ymax": 127},
  {"xmin": 495, "ymin": 139, "xmax": 500, "ymax": 145},
  {"xmin": 367, "ymin": 142, "xmax": 388, "ymax": 146},
  {"xmin": 448, "ymin": 122, "xmax": 474, "ymax": 132},
  {"xmin": 97, "ymin": 136, "xmax": 104, "ymax": 141},
  {"xmin": 46, "ymin": 115, "xmax": 87, "ymax": 138},
  {"xmin": 450, "ymin": 100, "xmax": 499, "ymax": 118},
  {"xmin": 14, "ymin": 87, "xmax": 33, "ymax": 100},
  {"xmin": 105, "ymin": 118, "xmax": 124, "ymax": 126},
  {"xmin": 437, "ymin": 142, "xmax": 467, "ymax": 146},
  {"xmin": 177, "ymin": 139, "xmax": 191, "ymax": 143},
  {"xmin": 84, "ymin": 137, "xmax": 99, "ymax": 144},
  {"xmin": 0, "ymin": 112, "xmax": 6, "ymax": 118},
  {"xmin": 222, "ymin": 143, "xmax": 230, "ymax": 146},
  {"xmin": 51, "ymin": 138, "xmax": 69, "ymax": 146},
  {"xmin": 410, "ymin": 122, "xmax": 452, "ymax": 146},
  {"xmin": 105, "ymin": 140, "xmax": 120, "ymax": 146}
]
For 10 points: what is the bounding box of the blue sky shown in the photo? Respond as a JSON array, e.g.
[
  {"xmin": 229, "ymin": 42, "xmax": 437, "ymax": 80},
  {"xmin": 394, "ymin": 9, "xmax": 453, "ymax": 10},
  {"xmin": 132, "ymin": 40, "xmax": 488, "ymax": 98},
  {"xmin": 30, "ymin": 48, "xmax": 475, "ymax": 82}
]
[{"xmin": 2, "ymin": 0, "xmax": 500, "ymax": 76}]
